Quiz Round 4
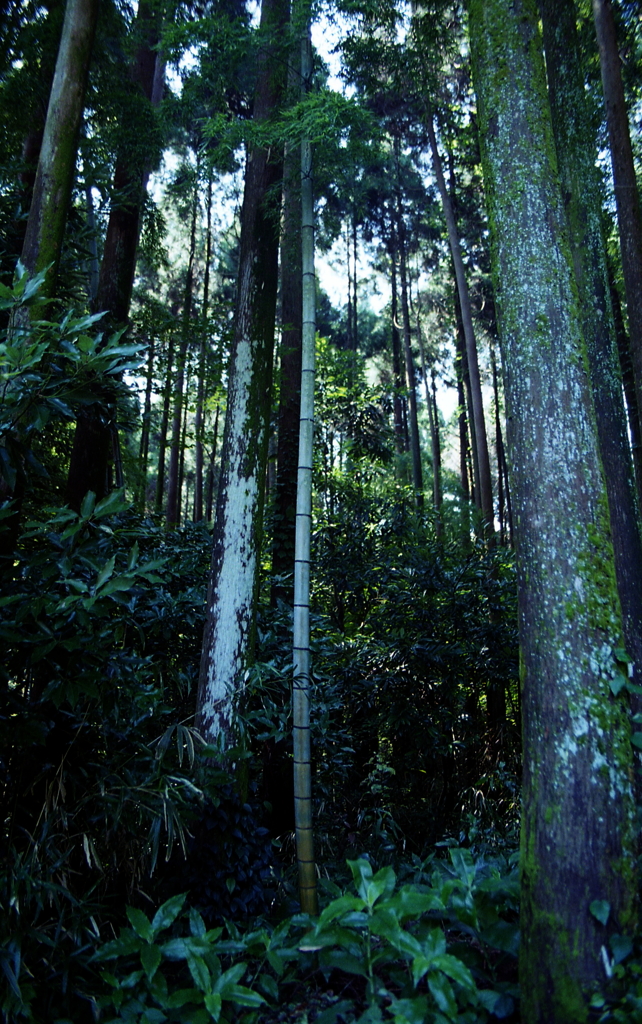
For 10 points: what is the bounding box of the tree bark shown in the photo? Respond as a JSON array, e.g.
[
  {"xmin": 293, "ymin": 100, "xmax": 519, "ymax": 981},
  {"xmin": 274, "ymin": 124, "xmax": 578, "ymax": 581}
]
[
  {"xmin": 271, "ymin": 62, "xmax": 303, "ymax": 603},
  {"xmin": 65, "ymin": 0, "xmax": 164, "ymax": 509},
  {"xmin": 592, "ymin": 0, "xmax": 642, "ymax": 440},
  {"xmin": 469, "ymin": 0, "xmax": 638, "ymax": 1019},
  {"xmin": 155, "ymin": 332, "xmax": 175, "ymax": 515},
  {"xmin": 137, "ymin": 334, "xmax": 155, "ymax": 510},
  {"xmin": 166, "ymin": 176, "xmax": 199, "ymax": 529},
  {"xmin": 292, "ymin": 20, "xmax": 317, "ymax": 916},
  {"xmin": 18, "ymin": 0, "xmax": 97, "ymax": 299},
  {"xmin": 417, "ymin": 311, "xmax": 443, "ymax": 537},
  {"xmin": 397, "ymin": 208, "xmax": 424, "ymax": 508},
  {"xmin": 427, "ymin": 116, "xmax": 494, "ymax": 535},
  {"xmin": 196, "ymin": 0, "xmax": 288, "ymax": 747},
  {"xmin": 194, "ymin": 171, "xmax": 214, "ymax": 523},
  {"xmin": 540, "ymin": 0, "xmax": 642, "ymax": 721}
]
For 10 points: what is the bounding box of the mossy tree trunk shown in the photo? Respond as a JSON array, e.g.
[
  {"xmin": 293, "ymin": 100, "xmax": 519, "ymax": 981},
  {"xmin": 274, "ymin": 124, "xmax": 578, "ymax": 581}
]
[
  {"xmin": 468, "ymin": 0, "xmax": 638, "ymax": 1019},
  {"xmin": 18, "ymin": 0, "xmax": 98, "ymax": 298},
  {"xmin": 196, "ymin": 0, "xmax": 287, "ymax": 746},
  {"xmin": 539, "ymin": 0, "xmax": 642, "ymax": 721}
]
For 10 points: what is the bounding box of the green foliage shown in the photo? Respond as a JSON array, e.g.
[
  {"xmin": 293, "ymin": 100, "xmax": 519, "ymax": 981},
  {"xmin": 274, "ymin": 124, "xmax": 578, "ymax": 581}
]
[
  {"xmin": 92, "ymin": 851, "xmax": 519, "ymax": 1024},
  {"xmin": 0, "ymin": 496, "xmax": 214, "ymax": 1022},
  {"xmin": 0, "ymin": 265, "xmax": 143, "ymax": 493},
  {"xmin": 94, "ymin": 893, "xmax": 265, "ymax": 1023}
]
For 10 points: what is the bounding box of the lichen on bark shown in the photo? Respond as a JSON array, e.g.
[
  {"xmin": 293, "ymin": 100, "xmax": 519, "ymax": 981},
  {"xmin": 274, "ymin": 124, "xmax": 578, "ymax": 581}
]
[{"xmin": 467, "ymin": 0, "xmax": 638, "ymax": 1019}]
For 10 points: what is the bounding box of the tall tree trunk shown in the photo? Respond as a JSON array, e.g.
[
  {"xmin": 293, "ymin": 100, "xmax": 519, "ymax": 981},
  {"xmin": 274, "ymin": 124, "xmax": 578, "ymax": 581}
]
[
  {"xmin": 607, "ymin": 256, "xmax": 642, "ymax": 505},
  {"xmin": 194, "ymin": 172, "xmax": 214, "ymax": 523},
  {"xmin": 292, "ymin": 19, "xmax": 317, "ymax": 916},
  {"xmin": 137, "ymin": 334, "xmax": 155, "ymax": 510},
  {"xmin": 592, "ymin": 0, "xmax": 642, "ymax": 437},
  {"xmin": 66, "ymin": 0, "xmax": 164, "ymax": 510},
  {"xmin": 469, "ymin": 1, "xmax": 637, "ymax": 1019},
  {"xmin": 390, "ymin": 253, "xmax": 406, "ymax": 461},
  {"xmin": 155, "ymin": 332, "xmax": 175, "ymax": 515},
  {"xmin": 454, "ymin": 295, "xmax": 480, "ymax": 508},
  {"xmin": 417, "ymin": 310, "xmax": 442, "ymax": 537},
  {"xmin": 427, "ymin": 116, "xmax": 494, "ymax": 535},
  {"xmin": 196, "ymin": 0, "xmax": 288, "ymax": 747},
  {"xmin": 491, "ymin": 343, "xmax": 507, "ymax": 545},
  {"xmin": 271, "ymin": 48, "xmax": 303, "ymax": 603},
  {"xmin": 205, "ymin": 401, "xmax": 220, "ymax": 523},
  {"xmin": 396, "ymin": 204, "xmax": 423, "ymax": 508},
  {"xmin": 17, "ymin": 0, "xmax": 97, "ymax": 302},
  {"xmin": 540, "ymin": 0, "xmax": 642, "ymax": 723},
  {"xmin": 166, "ymin": 177, "xmax": 199, "ymax": 529},
  {"xmin": 177, "ymin": 368, "xmax": 191, "ymax": 524}
]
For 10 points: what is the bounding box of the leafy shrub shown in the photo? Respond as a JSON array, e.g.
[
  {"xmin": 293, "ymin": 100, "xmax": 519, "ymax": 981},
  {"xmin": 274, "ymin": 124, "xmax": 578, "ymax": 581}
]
[{"xmin": 94, "ymin": 851, "xmax": 520, "ymax": 1024}]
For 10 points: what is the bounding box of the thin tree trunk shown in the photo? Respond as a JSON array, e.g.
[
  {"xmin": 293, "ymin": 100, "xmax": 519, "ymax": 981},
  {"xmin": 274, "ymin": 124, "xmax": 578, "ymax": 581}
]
[
  {"xmin": 137, "ymin": 334, "xmax": 155, "ymax": 510},
  {"xmin": 166, "ymin": 177, "xmax": 199, "ymax": 529},
  {"xmin": 196, "ymin": 0, "xmax": 288, "ymax": 746},
  {"xmin": 592, "ymin": 0, "xmax": 642, "ymax": 435},
  {"xmin": 491, "ymin": 343, "xmax": 506, "ymax": 545},
  {"xmin": 454, "ymin": 295, "xmax": 480, "ymax": 508},
  {"xmin": 390, "ymin": 253, "xmax": 406, "ymax": 461},
  {"xmin": 417, "ymin": 310, "xmax": 442, "ymax": 536},
  {"xmin": 541, "ymin": 0, "xmax": 642, "ymax": 726},
  {"xmin": 352, "ymin": 203, "xmax": 358, "ymax": 351},
  {"xmin": 271, "ymin": 49, "xmax": 303, "ymax": 602},
  {"xmin": 292, "ymin": 19, "xmax": 317, "ymax": 916},
  {"xmin": 607, "ymin": 256, "xmax": 642, "ymax": 504},
  {"xmin": 155, "ymin": 332, "xmax": 175, "ymax": 515},
  {"xmin": 469, "ymin": 1, "xmax": 637, "ymax": 1018},
  {"xmin": 427, "ymin": 116, "xmax": 494, "ymax": 535},
  {"xmin": 194, "ymin": 172, "xmax": 214, "ymax": 523},
  {"xmin": 396, "ymin": 202, "xmax": 423, "ymax": 508},
  {"xmin": 205, "ymin": 401, "xmax": 221, "ymax": 523}
]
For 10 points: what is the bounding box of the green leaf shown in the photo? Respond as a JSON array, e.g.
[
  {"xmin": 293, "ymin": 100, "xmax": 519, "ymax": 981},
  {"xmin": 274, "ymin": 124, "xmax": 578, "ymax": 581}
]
[
  {"xmin": 427, "ymin": 973, "xmax": 456, "ymax": 1018},
  {"xmin": 151, "ymin": 893, "xmax": 187, "ymax": 934},
  {"xmin": 93, "ymin": 488, "xmax": 130, "ymax": 518},
  {"xmin": 317, "ymin": 894, "xmax": 365, "ymax": 926},
  {"xmin": 140, "ymin": 943, "xmax": 162, "ymax": 979},
  {"xmin": 80, "ymin": 491, "xmax": 96, "ymax": 519},
  {"xmin": 187, "ymin": 952, "xmax": 212, "ymax": 992},
  {"xmin": 166, "ymin": 989, "xmax": 201, "ymax": 1009},
  {"xmin": 387, "ymin": 886, "xmax": 443, "ymax": 920},
  {"xmin": 93, "ymin": 932, "xmax": 142, "ymax": 960},
  {"xmin": 213, "ymin": 962, "xmax": 246, "ymax": 995},
  {"xmin": 95, "ymin": 556, "xmax": 116, "ymax": 590},
  {"xmin": 449, "ymin": 848, "xmax": 476, "ymax": 887},
  {"xmin": 348, "ymin": 858, "xmax": 373, "ymax": 901},
  {"xmin": 610, "ymin": 933, "xmax": 633, "ymax": 965},
  {"xmin": 610, "ymin": 674, "xmax": 627, "ymax": 696},
  {"xmin": 318, "ymin": 948, "xmax": 368, "ymax": 977},
  {"xmin": 258, "ymin": 974, "xmax": 279, "ymax": 1001},
  {"xmin": 127, "ymin": 907, "xmax": 154, "ymax": 943},
  {"xmin": 99, "ymin": 574, "xmax": 136, "ymax": 596},
  {"xmin": 390, "ymin": 996, "xmax": 429, "ymax": 1024},
  {"xmin": 366, "ymin": 865, "xmax": 396, "ymax": 906},
  {"xmin": 204, "ymin": 992, "xmax": 222, "ymax": 1020},
  {"xmin": 631, "ymin": 732, "xmax": 642, "ymax": 750},
  {"xmin": 589, "ymin": 900, "xmax": 610, "ymax": 926},
  {"xmin": 432, "ymin": 953, "xmax": 475, "ymax": 990},
  {"xmin": 224, "ymin": 984, "xmax": 265, "ymax": 1007}
]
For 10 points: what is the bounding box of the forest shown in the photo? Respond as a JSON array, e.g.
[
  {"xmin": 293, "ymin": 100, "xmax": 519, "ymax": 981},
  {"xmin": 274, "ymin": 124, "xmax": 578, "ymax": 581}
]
[{"xmin": 2, "ymin": 0, "xmax": 642, "ymax": 1020}]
